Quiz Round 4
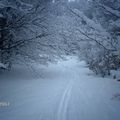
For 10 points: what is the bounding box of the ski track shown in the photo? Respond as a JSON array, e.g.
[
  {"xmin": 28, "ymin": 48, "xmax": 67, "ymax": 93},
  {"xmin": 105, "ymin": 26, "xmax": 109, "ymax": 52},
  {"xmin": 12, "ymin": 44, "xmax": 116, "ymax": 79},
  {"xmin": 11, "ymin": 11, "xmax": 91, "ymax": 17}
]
[{"xmin": 57, "ymin": 80, "xmax": 73, "ymax": 120}]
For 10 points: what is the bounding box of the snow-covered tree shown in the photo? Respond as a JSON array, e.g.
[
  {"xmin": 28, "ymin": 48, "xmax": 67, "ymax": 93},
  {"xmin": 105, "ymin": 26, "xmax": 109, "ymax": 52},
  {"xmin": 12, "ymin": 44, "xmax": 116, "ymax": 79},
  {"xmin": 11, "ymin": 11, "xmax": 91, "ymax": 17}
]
[
  {"xmin": 0, "ymin": 0, "xmax": 63, "ymax": 70},
  {"xmin": 68, "ymin": 0, "xmax": 120, "ymax": 76}
]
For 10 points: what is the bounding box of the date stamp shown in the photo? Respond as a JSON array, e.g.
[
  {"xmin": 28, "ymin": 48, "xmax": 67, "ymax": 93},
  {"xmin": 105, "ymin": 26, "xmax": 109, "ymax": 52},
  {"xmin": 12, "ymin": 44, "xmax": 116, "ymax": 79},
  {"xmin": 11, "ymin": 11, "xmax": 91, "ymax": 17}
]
[{"xmin": 0, "ymin": 101, "xmax": 10, "ymax": 107}]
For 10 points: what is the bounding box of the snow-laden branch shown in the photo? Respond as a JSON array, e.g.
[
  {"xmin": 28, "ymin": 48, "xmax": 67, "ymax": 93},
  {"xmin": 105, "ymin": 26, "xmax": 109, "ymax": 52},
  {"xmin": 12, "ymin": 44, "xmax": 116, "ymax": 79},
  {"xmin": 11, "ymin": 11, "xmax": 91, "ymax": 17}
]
[
  {"xmin": 94, "ymin": 1, "xmax": 120, "ymax": 18},
  {"xmin": 1, "ymin": 33, "xmax": 50, "ymax": 53},
  {"xmin": 76, "ymin": 28, "xmax": 116, "ymax": 51},
  {"xmin": 68, "ymin": 7, "xmax": 117, "ymax": 52},
  {"xmin": 68, "ymin": 8, "xmax": 106, "ymax": 34}
]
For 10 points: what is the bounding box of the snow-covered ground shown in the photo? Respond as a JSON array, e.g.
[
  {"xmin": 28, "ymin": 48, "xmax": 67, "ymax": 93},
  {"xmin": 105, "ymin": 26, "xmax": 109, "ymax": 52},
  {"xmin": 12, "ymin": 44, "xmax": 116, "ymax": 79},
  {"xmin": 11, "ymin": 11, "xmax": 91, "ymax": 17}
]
[{"xmin": 0, "ymin": 56, "xmax": 120, "ymax": 120}]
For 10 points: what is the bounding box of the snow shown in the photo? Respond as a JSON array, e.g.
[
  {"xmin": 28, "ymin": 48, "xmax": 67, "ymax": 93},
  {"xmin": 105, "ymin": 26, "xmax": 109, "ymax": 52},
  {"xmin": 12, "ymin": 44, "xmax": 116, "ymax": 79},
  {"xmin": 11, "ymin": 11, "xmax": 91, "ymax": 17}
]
[{"xmin": 0, "ymin": 56, "xmax": 120, "ymax": 120}]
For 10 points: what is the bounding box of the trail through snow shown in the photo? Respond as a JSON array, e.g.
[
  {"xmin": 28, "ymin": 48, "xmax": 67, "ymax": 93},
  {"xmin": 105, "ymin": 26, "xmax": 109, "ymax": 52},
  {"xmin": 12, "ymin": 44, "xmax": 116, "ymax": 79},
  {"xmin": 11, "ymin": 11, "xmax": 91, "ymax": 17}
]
[{"xmin": 0, "ymin": 56, "xmax": 120, "ymax": 120}]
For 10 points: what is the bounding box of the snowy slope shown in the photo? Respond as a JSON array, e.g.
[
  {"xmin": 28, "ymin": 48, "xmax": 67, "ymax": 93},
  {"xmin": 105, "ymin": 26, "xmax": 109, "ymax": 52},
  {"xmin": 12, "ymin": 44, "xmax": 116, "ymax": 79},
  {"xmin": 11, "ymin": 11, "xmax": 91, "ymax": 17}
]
[{"xmin": 0, "ymin": 56, "xmax": 120, "ymax": 120}]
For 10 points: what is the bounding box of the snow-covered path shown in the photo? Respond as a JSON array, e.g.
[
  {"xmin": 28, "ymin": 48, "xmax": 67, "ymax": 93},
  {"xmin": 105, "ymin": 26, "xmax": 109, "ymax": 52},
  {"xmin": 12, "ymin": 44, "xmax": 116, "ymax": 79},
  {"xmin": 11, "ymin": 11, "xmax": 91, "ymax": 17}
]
[{"xmin": 0, "ymin": 57, "xmax": 120, "ymax": 120}]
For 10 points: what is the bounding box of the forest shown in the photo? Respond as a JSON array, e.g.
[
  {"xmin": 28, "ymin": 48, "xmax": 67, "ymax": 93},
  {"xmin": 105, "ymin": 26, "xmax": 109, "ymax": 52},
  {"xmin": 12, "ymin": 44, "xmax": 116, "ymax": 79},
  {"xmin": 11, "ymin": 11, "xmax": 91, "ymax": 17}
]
[{"xmin": 0, "ymin": 1, "xmax": 120, "ymax": 120}]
